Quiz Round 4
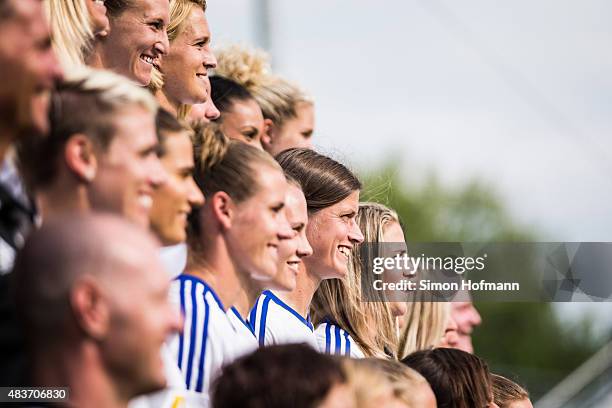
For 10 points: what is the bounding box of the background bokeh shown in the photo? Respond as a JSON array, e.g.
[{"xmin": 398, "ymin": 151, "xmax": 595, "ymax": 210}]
[{"xmin": 207, "ymin": 0, "xmax": 612, "ymax": 399}]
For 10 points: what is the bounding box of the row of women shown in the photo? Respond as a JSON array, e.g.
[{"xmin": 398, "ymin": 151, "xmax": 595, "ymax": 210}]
[{"xmin": 2, "ymin": 0, "xmax": 535, "ymax": 407}]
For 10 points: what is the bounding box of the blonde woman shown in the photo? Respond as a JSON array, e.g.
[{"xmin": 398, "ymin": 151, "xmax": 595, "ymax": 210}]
[
  {"xmin": 311, "ymin": 202, "xmax": 406, "ymax": 359},
  {"xmin": 149, "ymin": 0, "xmax": 216, "ymax": 120},
  {"xmin": 397, "ymin": 289, "xmax": 460, "ymax": 358},
  {"xmin": 359, "ymin": 359, "xmax": 437, "ymax": 408},
  {"xmin": 214, "ymin": 45, "xmax": 315, "ymax": 155},
  {"xmin": 44, "ymin": 0, "xmax": 109, "ymax": 67}
]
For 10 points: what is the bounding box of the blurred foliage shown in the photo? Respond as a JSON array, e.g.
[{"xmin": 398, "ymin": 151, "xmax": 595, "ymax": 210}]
[{"xmin": 361, "ymin": 160, "xmax": 606, "ymax": 399}]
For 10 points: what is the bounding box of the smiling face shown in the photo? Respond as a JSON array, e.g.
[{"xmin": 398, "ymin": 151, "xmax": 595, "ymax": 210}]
[
  {"xmin": 304, "ymin": 190, "xmax": 364, "ymax": 280},
  {"xmin": 86, "ymin": 0, "xmax": 110, "ymax": 36},
  {"xmin": 271, "ymin": 183, "xmax": 313, "ymax": 291},
  {"xmin": 0, "ymin": 0, "xmax": 63, "ymax": 139},
  {"xmin": 150, "ymin": 131, "xmax": 204, "ymax": 245},
  {"xmin": 227, "ymin": 165, "xmax": 293, "ymax": 282},
  {"xmin": 90, "ymin": 105, "xmax": 166, "ymax": 227},
  {"xmin": 100, "ymin": 0, "xmax": 169, "ymax": 85},
  {"xmin": 220, "ymin": 98, "xmax": 265, "ymax": 150},
  {"xmin": 161, "ymin": 7, "xmax": 216, "ymax": 105}
]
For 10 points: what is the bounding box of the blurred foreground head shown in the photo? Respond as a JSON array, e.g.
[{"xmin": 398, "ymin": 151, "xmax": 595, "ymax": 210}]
[
  {"xmin": 0, "ymin": 0, "xmax": 63, "ymax": 159},
  {"xmin": 18, "ymin": 68, "xmax": 165, "ymax": 227},
  {"xmin": 13, "ymin": 214, "xmax": 181, "ymax": 407},
  {"xmin": 212, "ymin": 344, "xmax": 352, "ymax": 408}
]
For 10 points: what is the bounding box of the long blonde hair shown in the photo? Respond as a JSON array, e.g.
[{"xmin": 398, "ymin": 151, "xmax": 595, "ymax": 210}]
[
  {"xmin": 397, "ymin": 292, "xmax": 451, "ymax": 359},
  {"xmin": 45, "ymin": 0, "xmax": 94, "ymax": 67},
  {"xmin": 311, "ymin": 202, "xmax": 401, "ymax": 358},
  {"xmin": 213, "ymin": 44, "xmax": 313, "ymax": 129}
]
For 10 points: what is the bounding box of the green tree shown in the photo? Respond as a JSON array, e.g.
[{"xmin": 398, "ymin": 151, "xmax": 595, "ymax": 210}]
[{"xmin": 361, "ymin": 161, "xmax": 603, "ymax": 399}]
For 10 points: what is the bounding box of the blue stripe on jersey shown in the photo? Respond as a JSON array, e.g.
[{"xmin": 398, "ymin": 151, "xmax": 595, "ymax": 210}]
[
  {"xmin": 195, "ymin": 294, "xmax": 211, "ymax": 393},
  {"xmin": 325, "ymin": 323, "xmax": 331, "ymax": 354},
  {"xmin": 178, "ymin": 278, "xmax": 186, "ymax": 370},
  {"xmin": 185, "ymin": 280, "xmax": 198, "ymax": 388},
  {"xmin": 343, "ymin": 330, "xmax": 351, "ymax": 357},
  {"xmin": 249, "ymin": 297, "xmax": 259, "ymax": 333},
  {"xmin": 231, "ymin": 307, "xmax": 254, "ymax": 334},
  {"xmin": 262, "ymin": 290, "xmax": 313, "ymax": 331},
  {"xmin": 258, "ymin": 296, "xmax": 272, "ymax": 346},
  {"xmin": 334, "ymin": 325, "xmax": 341, "ymax": 354}
]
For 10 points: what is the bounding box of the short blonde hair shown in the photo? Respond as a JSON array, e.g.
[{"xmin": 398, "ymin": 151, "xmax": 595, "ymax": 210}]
[
  {"xmin": 360, "ymin": 358, "xmax": 432, "ymax": 408},
  {"xmin": 149, "ymin": 0, "xmax": 207, "ymax": 93},
  {"xmin": 67, "ymin": 67, "xmax": 158, "ymax": 113},
  {"xmin": 18, "ymin": 67, "xmax": 158, "ymax": 190},
  {"xmin": 214, "ymin": 44, "xmax": 313, "ymax": 128},
  {"xmin": 45, "ymin": 0, "xmax": 94, "ymax": 67},
  {"xmin": 342, "ymin": 358, "xmax": 394, "ymax": 408}
]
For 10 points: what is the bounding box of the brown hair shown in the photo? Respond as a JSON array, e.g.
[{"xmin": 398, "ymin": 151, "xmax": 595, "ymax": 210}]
[
  {"xmin": 187, "ymin": 120, "xmax": 281, "ymax": 248},
  {"xmin": 212, "ymin": 344, "xmax": 345, "ymax": 408},
  {"xmin": 402, "ymin": 348, "xmax": 494, "ymax": 408},
  {"xmin": 275, "ymin": 148, "xmax": 361, "ymax": 214},
  {"xmin": 492, "ymin": 374, "xmax": 529, "ymax": 407},
  {"xmin": 311, "ymin": 202, "xmax": 400, "ymax": 358}
]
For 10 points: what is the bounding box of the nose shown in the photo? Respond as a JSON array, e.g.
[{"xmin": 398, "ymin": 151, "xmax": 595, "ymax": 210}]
[
  {"xmin": 187, "ymin": 178, "xmax": 204, "ymax": 207},
  {"xmin": 297, "ymin": 234, "xmax": 313, "ymax": 258},
  {"xmin": 446, "ymin": 316, "xmax": 458, "ymax": 332},
  {"xmin": 155, "ymin": 31, "xmax": 170, "ymax": 56},
  {"xmin": 470, "ymin": 304, "xmax": 482, "ymax": 326},
  {"xmin": 205, "ymin": 98, "xmax": 220, "ymax": 121},
  {"xmin": 203, "ymin": 49, "xmax": 217, "ymax": 70},
  {"xmin": 348, "ymin": 221, "xmax": 364, "ymax": 244}
]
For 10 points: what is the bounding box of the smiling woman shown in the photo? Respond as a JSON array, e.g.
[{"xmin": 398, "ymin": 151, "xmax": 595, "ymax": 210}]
[
  {"xmin": 249, "ymin": 148, "xmax": 364, "ymax": 350},
  {"xmin": 92, "ymin": 0, "xmax": 170, "ymax": 86},
  {"xmin": 149, "ymin": 0, "xmax": 216, "ymax": 118}
]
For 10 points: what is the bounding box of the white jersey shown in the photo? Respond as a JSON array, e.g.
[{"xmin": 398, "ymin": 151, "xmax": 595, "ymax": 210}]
[
  {"xmin": 227, "ymin": 307, "xmax": 259, "ymax": 355},
  {"xmin": 315, "ymin": 321, "xmax": 366, "ymax": 358},
  {"xmin": 249, "ymin": 290, "xmax": 318, "ymax": 349},
  {"xmin": 168, "ymin": 274, "xmax": 241, "ymax": 403}
]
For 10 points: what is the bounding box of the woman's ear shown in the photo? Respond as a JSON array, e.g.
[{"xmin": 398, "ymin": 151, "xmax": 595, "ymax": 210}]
[
  {"xmin": 64, "ymin": 134, "xmax": 98, "ymax": 183},
  {"xmin": 211, "ymin": 191, "xmax": 234, "ymax": 230},
  {"xmin": 261, "ymin": 118, "xmax": 275, "ymax": 150}
]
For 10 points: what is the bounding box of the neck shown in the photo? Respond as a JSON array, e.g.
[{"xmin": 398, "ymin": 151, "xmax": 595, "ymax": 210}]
[
  {"xmin": 274, "ymin": 264, "xmax": 321, "ymax": 318},
  {"xmin": 33, "ymin": 342, "xmax": 130, "ymax": 408},
  {"xmin": 155, "ymin": 90, "xmax": 179, "ymax": 117},
  {"xmin": 233, "ymin": 278, "xmax": 264, "ymax": 318},
  {"xmin": 37, "ymin": 182, "xmax": 91, "ymax": 223},
  {"xmin": 184, "ymin": 239, "xmax": 242, "ymax": 311}
]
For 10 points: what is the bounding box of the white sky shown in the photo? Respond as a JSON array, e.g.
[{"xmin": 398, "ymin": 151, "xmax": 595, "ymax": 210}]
[{"xmin": 207, "ymin": 0, "xmax": 612, "ymax": 331}]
